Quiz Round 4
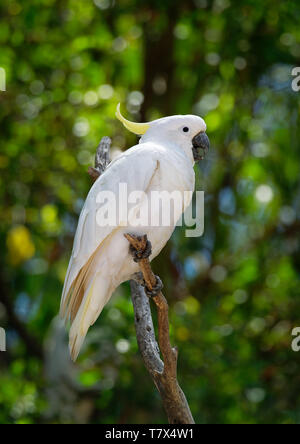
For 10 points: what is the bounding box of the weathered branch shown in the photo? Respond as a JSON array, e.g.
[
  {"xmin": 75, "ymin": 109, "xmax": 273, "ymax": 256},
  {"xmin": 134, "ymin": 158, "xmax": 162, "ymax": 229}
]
[
  {"xmin": 125, "ymin": 234, "xmax": 194, "ymax": 424},
  {"xmin": 88, "ymin": 136, "xmax": 111, "ymax": 181},
  {"xmin": 130, "ymin": 280, "xmax": 164, "ymax": 374},
  {"xmin": 89, "ymin": 137, "xmax": 194, "ymax": 424}
]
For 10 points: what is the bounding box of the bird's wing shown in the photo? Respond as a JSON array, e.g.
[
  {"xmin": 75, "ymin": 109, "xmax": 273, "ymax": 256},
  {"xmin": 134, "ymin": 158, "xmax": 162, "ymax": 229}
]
[{"xmin": 60, "ymin": 144, "xmax": 160, "ymax": 321}]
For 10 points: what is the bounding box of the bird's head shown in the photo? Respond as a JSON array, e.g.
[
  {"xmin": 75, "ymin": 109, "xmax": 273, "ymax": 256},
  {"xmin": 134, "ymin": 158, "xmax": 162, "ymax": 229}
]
[{"xmin": 116, "ymin": 103, "xmax": 210, "ymax": 163}]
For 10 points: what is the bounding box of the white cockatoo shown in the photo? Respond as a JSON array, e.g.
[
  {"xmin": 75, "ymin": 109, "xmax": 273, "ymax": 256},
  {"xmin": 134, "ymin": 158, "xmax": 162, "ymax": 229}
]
[{"xmin": 60, "ymin": 104, "xmax": 209, "ymax": 361}]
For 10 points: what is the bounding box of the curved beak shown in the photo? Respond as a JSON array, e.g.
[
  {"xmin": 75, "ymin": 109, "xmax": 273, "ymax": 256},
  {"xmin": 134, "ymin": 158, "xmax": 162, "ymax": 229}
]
[{"xmin": 192, "ymin": 132, "xmax": 210, "ymax": 162}]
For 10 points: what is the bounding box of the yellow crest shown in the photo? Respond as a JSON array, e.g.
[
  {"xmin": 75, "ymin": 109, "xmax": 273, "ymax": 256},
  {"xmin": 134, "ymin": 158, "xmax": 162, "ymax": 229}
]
[{"xmin": 115, "ymin": 103, "xmax": 150, "ymax": 135}]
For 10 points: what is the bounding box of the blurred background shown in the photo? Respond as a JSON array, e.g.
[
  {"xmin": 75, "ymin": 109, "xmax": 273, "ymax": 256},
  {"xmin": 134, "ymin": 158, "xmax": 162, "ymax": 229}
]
[{"xmin": 0, "ymin": 0, "xmax": 300, "ymax": 424}]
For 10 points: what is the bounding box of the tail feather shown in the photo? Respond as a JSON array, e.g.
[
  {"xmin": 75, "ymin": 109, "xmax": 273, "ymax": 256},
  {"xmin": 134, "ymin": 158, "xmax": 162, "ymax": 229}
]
[
  {"xmin": 61, "ymin": 232, "xmax": 124, "ymax": 361},
  {"xmin": 61, "ymin": 251, "xmax": 94, "ymax": 320},
  {"xmin": 68, "ymin": 273, "xmax": 112, "ymax": 361}
]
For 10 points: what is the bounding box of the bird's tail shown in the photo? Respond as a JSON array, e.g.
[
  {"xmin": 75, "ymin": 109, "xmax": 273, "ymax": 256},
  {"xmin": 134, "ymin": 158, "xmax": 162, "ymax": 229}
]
[{"xmin": 68, "ymin": 273, "xmax": 112, "ymax": 361}]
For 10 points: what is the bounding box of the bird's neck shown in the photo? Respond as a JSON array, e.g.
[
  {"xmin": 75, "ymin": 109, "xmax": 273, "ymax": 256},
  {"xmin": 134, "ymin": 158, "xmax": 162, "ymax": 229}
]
[{"xmin": 140, "ymin": 135, "xmax": 195, "ymax": 167}]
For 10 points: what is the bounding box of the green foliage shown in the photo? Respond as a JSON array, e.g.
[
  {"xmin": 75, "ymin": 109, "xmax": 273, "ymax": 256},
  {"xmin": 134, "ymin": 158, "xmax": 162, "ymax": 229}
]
[{"xmin": 0, "ymin": 0, "xmax": 300, "ymax": 424}]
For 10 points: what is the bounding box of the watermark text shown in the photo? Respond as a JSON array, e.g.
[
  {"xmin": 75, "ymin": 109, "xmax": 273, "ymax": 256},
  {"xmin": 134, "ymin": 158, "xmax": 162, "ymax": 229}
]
[
  {"xmin": 0, "ymin": 327, "xmax": 6, "ymax": 352},
  {"xmin": 291, "ymin": 327, "xmax": 300, "ymax": 352},
  {"xmin": 0, "ymin": 67, "xmax": 6, "ymax": 92},
  {"xmin": 95, "ymin": 184, "xmax": 204, "ymax": 237},
  {"xmin": 291, "ymin": 67, "xmax": 300, "ymax": 92}
]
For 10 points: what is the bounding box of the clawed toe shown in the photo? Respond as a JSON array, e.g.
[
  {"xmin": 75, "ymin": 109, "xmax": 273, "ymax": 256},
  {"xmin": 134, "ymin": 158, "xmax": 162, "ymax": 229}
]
[
  {"xmin": 129, "ymin": 240, "xmax": 152, "ymax": 263},
  {"xmin": 144, "ymin": 275, "xmax": 164, "ymax": 298},
  {"xmin": 131, "ymin": 273, "xmax": 163, "ymax": 298}
]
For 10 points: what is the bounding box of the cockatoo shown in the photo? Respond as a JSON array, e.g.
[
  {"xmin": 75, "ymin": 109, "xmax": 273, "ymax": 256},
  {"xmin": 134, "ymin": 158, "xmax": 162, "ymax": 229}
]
[{"xmin": 60, "ymin": 104, "xmax": 209, "ymax": 361}]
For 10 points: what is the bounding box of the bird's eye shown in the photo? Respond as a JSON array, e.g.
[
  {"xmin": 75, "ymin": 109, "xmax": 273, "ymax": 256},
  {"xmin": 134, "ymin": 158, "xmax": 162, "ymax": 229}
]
[{"xmin": 183, "ymin": 127, "xmax": 189, "ymax": 133}]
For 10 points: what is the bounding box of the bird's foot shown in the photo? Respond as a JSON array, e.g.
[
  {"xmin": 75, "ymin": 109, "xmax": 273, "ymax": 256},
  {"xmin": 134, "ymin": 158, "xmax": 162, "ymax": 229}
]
[
  {"xmin": 144, "ymin": 275, "xmax": 163, "ymax": 298},
  {"xmin": 129, "ymin": 239, "xmax": 152, "ymax": 263},
  {"xmin": 132, "ymin": 273, "xmax": 163, "ymax": 298}
]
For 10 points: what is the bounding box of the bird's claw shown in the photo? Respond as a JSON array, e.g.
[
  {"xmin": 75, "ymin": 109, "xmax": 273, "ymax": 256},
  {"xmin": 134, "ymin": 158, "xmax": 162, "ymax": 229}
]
[
  {"xmin": 131, "ymin": 273, "xmax": 163, "ymax": 298},
  {"xmin": 143, "ymin": 275, "xmax": 164, "ymax": 298},
  {"xmin": 129, "ymin": 240, "xmax": 152, "ymax": 263}
]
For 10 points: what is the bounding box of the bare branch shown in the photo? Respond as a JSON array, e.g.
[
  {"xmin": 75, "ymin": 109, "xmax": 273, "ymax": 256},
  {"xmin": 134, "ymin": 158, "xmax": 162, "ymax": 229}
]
[
  {"xmin": 125, "ymin": 234, "xmax": 194, "ymax": 424},
  {"xmin": 130, "ymin": 280, "xmax": 164, "ymax": 374},
  {"xmin": 88, "ymin": 136, "xmax": 111, "ymax": 181}
]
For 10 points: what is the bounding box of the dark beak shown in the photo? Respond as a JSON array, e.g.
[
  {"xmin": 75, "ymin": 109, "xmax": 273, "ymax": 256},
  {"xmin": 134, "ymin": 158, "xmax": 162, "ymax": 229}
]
[{"xmin": 192, "ymin": 132, "xmax": 210, "ymax": 162}]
